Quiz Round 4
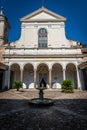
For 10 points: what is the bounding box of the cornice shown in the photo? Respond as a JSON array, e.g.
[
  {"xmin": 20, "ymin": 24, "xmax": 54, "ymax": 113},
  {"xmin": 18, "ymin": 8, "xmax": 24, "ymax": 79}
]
[
  {"xmin": 20, "ymin": 7, "xmax": 66, "ymax": 22},
  {"xmin": 3, "ymin": 54, "xmax": 83, "ymax": 58}
]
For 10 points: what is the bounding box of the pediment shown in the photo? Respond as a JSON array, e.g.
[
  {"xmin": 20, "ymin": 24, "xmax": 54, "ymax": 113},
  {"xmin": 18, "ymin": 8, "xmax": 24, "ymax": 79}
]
[{"xmin": 20, "ymin": 7, "xmax": 66, "ymax": 22}]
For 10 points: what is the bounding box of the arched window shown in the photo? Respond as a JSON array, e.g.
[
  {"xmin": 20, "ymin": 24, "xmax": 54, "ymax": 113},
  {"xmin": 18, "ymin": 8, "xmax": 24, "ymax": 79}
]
[{"xmin": 38, "ymin": 28, "xmax": 47, "ymax": 48}]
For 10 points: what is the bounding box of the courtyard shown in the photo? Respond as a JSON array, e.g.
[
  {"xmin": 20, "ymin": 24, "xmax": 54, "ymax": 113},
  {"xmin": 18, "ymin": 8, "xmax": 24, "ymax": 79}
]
[{"xmin": 0, "ymin": 89, "xmax": 87, "ymax": 130}]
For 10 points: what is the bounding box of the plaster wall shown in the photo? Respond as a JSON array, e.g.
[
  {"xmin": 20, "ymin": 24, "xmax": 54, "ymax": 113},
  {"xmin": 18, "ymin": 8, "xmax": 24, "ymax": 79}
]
[{"xmin": 15, "ymin": 22, "xmax": 70, "ymax": 48}]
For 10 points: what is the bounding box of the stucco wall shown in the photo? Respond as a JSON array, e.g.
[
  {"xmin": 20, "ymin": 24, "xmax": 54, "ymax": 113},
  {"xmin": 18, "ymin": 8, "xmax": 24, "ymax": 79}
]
[{"xmin": 15, "ymin": 22, "xmax": 70, "ymax": 48}]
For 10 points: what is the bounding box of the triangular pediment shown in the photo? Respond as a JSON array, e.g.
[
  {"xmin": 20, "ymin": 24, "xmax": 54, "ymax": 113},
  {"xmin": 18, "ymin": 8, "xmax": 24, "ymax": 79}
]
[{"xmin": 20, "ymin": 7, "xmax": 66, "ymax": 22}]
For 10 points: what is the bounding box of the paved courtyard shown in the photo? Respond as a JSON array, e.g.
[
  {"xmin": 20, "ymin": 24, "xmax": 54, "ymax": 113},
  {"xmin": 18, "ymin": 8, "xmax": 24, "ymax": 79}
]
[{"xmin": 0, "ymin": 89, "xmax": 87, "ymax": 130}]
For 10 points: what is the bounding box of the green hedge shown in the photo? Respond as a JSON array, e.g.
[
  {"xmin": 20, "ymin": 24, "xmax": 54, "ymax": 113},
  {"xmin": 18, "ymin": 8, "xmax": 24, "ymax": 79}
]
[
  {"xmin": 12, "ymin": 81, "xmax": 23, "ymax": 91},
  {"xmin": 61, "ymin": 80, "xmax": 74, "ymax": 93}
]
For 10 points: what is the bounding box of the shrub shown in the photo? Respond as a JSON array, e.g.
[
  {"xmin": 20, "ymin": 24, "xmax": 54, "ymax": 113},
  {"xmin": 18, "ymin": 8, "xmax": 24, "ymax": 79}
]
[
  {"xmin": 12, "ymin": 81, "xmax": 23, "ymax": 91},
  {"xmin": 61, "ymin": 80, "xmax": 74, "ymax": 93}
]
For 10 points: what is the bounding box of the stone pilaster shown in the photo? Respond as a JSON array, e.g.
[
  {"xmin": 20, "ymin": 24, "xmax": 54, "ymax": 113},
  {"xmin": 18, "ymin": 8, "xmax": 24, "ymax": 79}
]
[
  {"xmin": 20, "ymin": 69, "xmax": 23, "ymax": 82},
  {"xmin": 63, "ymin": 69, "xmax": 66, "ymax": 81},
  {"xmin": 49, "ymin": 69, "xmax": 52, "ymax": 88},
  {"xmin": 8, "ymin": 67, "xmax": 10, "ymax": 89},
  {"xmin": 34, "ymin": 69, "xmax": 37, "ymax": 88},
  {"xmin": 77, "ymin": 68, "xmax": 81, "ymax": 90}
]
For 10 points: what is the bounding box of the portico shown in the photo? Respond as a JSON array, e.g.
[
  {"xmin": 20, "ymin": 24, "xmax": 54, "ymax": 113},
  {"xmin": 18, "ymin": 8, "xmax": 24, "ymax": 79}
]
[{"xmin": 8, "ymin": 61, "xmax": 80, "ymax": 89}]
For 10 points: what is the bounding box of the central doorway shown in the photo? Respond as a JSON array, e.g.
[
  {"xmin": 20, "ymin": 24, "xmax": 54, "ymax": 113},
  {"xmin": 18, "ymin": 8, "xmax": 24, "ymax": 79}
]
[
  {"xmin": 37, "ymin": 64, "xmax": 49, "ymax": 87},
  {"xmin": 39, "ymin": 73, "xmax": 47, "ymax": 87}
]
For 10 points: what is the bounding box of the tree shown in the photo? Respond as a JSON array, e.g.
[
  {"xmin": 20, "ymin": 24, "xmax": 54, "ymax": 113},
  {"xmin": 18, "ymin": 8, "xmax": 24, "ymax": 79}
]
[
  {"xmin": 12, "ymin": 81, "xmax": 23, "ymax": 91},
  {"xmin": 61, "ymin": 80, "xmax": 74, "ymax": 93}
]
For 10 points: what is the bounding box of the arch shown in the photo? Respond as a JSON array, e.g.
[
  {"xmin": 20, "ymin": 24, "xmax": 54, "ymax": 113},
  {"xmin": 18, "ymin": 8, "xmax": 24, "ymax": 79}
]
[
  {"xmin": 22, "ymin": 63, "xmax": 34, "ymax": 70},
  {"xmin": 52, "ymin": 63, "xmax": 63, "ymax": 88},
  {"xmin": 38, "ymin": 28, "xmax": 48, "ymax": 48},
  {"xmin": 23, "ymin": 63, "xmax": 34, "ymax": 89},
  {"xmin": 66, "ymin": 62, "xmax": 77, "ymax": 69},
  {"xmin": 52, "ymin": 63, "xmax": 63, "ymax": 70},
  {"xmin": 10, "ymin": 63, "xmax": 20, "ymax": 88},
  {"xmin": 37, "ymin": 63, "xmax": 49, "ymax": 87},
  {"xmin": 66, "ymin": 63, "xmax": 77, "ymax": 70},
  {"xmin": 10, "ymin": 63, "xmax": 20, "ymax": 68},
  {"xmin": 66, "ymin": 63, "xmax": 77, "ymax": 89},
  {"xmin": 37, "ymin": 63, "xmax": 49, "ymax": 70}
]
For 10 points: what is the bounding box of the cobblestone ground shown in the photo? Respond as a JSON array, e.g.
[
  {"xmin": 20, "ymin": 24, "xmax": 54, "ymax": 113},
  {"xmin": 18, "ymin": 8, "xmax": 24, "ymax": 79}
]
[{"xmin": 0, "ymin": 89, "xmax": 87, "ymax": 130}]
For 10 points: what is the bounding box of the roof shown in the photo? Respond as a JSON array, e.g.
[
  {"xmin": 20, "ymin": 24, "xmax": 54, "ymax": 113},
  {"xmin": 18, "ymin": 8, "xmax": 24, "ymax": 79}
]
[
  {"xmin": 0, "ymin": 62, "xmax": 8, "ymax": 70},
  {"xmin": 78, "ymin": 61, "xmax": 87, "ymax": 69},
  {"xmin": 20, "ymin": 7, "xmax": 66, "ymax": 22}
]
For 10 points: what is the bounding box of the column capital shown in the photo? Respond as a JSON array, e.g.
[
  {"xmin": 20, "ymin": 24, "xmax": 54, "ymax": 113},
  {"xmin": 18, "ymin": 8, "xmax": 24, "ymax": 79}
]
[
  {"xmin": 63, "ymin": 65, "xmax": 66, "ymax": 70},
  {"xmin": 63, "ymin": 68, "xmax": 66, "ymax": 71},
  {"xmin": 20, "ymin": 66, "xmax": 24, "ymax": 71},
  {"xmin": 62, "ymin": 64, "xmax": 66, "ymax": 71},
  {"xmin": 48, "ymin": 64, "xmax": 52, "ymax": 70},
  {"xmin": 34, "ymin": 68, "xmax": 37, "ymax": 71},
  {"xmin": 33, "ymin": 63, "xmax": 37, "ymax": 70},
  {"xmin": 34, "ymin": 66, "xmax": 37, "ymax": 70},
  {"xmin": 49, "ymin": 68, "xmax": 52, "ymax": 71}
]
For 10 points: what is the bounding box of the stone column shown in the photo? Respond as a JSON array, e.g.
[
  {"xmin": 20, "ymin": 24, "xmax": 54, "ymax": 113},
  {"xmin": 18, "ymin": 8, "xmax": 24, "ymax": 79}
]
[
  {"xmin": 49, "ymin": 69, "xmax": 52, "ymax": 88},
  {"xmin": 34, "ymin": 69, "xmax": 37, "ymax": 88},
  {"xmin": 77, "ymin": 68, "xmax": 81, "ymax": 90},
  {"xmin": 63, "ymin": 69, "xmax": 66, "ymax": 81},
  {"xmin": 20, "ymin": 69, "xmax": 23, "ymax": 82},
  {"xmin": 8, "ymin": 66, "xmax": 10, "ymax": 89}
]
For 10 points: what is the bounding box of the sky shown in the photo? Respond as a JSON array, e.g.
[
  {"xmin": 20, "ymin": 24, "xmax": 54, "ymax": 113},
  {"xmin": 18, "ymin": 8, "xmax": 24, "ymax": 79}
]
[{"xmin": 0, "ymin": 0, "xmax": 87, "ymax": 47}]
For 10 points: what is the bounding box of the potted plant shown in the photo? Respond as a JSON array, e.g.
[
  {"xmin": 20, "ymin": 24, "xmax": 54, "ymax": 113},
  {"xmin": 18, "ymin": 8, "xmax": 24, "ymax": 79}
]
[
  {"xmin": 61, "ymin": 80, "xmax": 74, "ymax": 93},
  {"xmin": 12, "ymin": 81, "xmax": 23, "ymax": 91}
]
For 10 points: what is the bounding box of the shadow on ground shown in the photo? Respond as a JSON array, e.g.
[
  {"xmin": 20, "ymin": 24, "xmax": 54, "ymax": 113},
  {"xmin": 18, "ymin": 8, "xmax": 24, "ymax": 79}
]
[{"xmin": 0, "ymin": 98, "xmax": 87, "ymax": 130}]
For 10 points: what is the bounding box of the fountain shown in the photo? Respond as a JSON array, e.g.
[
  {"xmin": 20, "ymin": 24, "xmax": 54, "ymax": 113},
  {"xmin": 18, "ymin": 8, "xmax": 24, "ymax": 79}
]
[{"xmin": 29, "ymin": 78, "xmax": 53, "ymax": 106}]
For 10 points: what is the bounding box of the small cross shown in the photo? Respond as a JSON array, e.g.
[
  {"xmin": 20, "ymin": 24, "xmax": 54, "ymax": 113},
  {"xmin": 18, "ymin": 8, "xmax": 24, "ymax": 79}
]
[{"xmin": 42, "ymin": 0, "xmax": 44, "ymax": 7}]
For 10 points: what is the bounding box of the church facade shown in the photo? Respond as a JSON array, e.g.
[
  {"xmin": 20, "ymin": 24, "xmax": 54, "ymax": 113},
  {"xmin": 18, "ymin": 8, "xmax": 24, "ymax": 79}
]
[{"xmin": 0, "ymin": 7, "xmax": 87, "ymax": 90}]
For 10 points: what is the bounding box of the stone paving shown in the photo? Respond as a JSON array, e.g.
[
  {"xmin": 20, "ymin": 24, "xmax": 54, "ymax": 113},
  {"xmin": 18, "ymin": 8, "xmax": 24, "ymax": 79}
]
[{"xmin": 0, "ymin": 89, "xmax": 87, "ymax": 130}]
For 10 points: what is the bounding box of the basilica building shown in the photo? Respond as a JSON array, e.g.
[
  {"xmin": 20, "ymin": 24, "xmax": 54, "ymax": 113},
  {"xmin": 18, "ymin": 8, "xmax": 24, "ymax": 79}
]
[{"xmin": 0, "ymin": 7, "xmax": 87, "ymax": 90}]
